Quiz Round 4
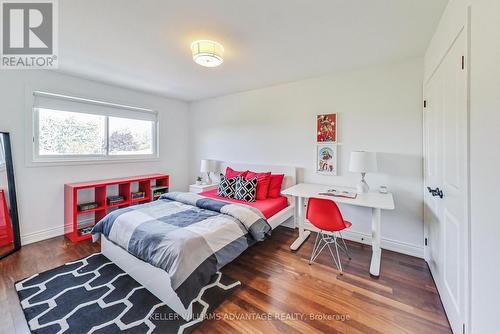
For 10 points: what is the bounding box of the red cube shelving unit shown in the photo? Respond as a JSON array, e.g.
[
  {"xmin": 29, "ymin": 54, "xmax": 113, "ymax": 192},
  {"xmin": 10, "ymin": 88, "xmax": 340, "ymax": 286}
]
[{"xmin": 64, "ymin": 174, "xmax": 169, "ymax": 242}]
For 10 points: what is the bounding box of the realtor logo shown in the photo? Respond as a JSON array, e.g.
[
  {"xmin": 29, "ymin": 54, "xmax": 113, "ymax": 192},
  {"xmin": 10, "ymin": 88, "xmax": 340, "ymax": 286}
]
[{"xmin": 1, "ymin": 0, "xmax": 58, "ymax": 69}]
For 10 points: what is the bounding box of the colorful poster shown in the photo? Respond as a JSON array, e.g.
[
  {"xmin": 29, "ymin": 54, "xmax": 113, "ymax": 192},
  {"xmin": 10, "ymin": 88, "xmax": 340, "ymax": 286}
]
[
  {"xmin": 316, "ymin": 144, "xmax": 337, "ymax": 175},
  {"xmin": 317, "ymin": 114, "xmax": 337, "ymax": 142}
]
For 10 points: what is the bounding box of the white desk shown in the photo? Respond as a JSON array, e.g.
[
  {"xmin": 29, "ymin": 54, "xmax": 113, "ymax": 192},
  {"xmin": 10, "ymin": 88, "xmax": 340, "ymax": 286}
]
[{"xmin": 282, "ymin": 183, "xmax": 395, "ymax": 277}]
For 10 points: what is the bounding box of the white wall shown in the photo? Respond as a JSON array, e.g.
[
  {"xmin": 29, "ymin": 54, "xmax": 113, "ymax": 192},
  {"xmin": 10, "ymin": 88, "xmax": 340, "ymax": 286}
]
[
  {"xmin": 0, "ymin": 70, "xmax": 190, "ymax": 245},
  {"xmin": 189, "ymin": 58, "xmax": 425, "ymax": 257},
  {"xmin": 469, "ymin": 0, "xmax": 500, "ymax": 332},
  {"xmin": 424, "ymin": 0, "xmax": 471, "ymax": 82}
]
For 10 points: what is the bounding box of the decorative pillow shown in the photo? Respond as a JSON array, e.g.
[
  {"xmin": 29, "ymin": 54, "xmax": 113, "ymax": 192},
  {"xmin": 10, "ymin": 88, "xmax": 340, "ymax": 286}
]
[
  {"xmin": 217, "ymin": 174, "xmax": 237, "ymax": 198},
  {"xmin": 225, "ymin": 167, "xmax": 248, "ymax": 178},
  {"xmin": 245, "ymin": 171, "xmax": 271, "ymax": 200},
  {"xmin": 267, "ymin": 174, "xmax": 284, "ymax": 198},
  {"xmin": 234, "ymin": 176, "xmax": 258, "ymax": 202}
]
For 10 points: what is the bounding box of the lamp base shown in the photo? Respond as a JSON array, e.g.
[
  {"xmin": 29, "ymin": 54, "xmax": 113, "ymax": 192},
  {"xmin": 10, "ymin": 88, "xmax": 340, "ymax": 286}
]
[
  {"xmin": 205, "ymin": 172, "xmax": 212, "ymax": 185},
  {"xmin": 357, "ymin": 173, "xmax": 370, "ymax": 194}
]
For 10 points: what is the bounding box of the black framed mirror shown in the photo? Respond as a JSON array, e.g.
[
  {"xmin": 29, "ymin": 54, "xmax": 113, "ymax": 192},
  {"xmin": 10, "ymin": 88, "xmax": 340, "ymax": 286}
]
[{"xmin": 0, "ymin": 132, "xmax": 21, "ymax": 259}]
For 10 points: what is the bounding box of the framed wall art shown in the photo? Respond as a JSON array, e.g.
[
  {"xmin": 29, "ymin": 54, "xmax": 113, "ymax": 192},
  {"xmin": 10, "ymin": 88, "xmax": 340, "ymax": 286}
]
[
  {"xmin": 316, "ymin": 113, "xmax": 337, "ymax": 143},
  {"xmin": 316, "ymin": 143, "xmax": 337, "ymax": 175}
]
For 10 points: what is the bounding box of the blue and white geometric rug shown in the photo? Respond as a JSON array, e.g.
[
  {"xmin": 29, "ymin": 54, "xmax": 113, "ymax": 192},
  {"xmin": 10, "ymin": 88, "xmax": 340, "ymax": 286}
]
[{"xmin": 15, "ymin": 253, "xmax": 240, "ymax": 334}]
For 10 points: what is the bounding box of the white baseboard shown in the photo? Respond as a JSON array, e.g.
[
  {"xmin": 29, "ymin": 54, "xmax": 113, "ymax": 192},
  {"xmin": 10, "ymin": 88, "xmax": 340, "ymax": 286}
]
[
  {"xmin": 282, "ymin": 221, "xmax": 424, "ymax": 259},
  {"xmin": 340, "ymin": 229, "xmax": 424, "ymax": 259},
  {"xmin": 21, "ymin": 226, "xmax": 64, "ymax": 245}
]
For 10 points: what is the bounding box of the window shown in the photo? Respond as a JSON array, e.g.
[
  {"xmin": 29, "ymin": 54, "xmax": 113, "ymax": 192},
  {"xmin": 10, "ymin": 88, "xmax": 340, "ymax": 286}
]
[
  {"xmin": 32, "ymin": 92, "xmax": 158, "ymax": 162},
  {"xmin": 38, "ymin": 109, "xmax": 106, "ymax": 156},
  {"xmin": 108, "ymin": 117, "xmax": 154, "ymax": 155}
]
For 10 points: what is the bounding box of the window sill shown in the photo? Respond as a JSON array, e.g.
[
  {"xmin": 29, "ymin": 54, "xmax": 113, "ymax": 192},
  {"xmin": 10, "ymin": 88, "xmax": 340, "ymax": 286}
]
[{"xmin": 26, "ymin": 156, "xmax": 161, "ymax": 168}]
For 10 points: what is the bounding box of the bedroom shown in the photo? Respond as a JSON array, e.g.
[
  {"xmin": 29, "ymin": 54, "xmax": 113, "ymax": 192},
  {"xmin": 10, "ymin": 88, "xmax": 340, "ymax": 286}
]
[{"xmin": 0, "ymin": 0, "xmax": 498, "ymax": 333}]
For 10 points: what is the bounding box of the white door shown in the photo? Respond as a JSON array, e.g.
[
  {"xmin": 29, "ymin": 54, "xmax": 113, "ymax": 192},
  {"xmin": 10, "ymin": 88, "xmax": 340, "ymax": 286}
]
[{"xmin": 424, "ymin": 28, "xmax": 468, "ymax": 334}]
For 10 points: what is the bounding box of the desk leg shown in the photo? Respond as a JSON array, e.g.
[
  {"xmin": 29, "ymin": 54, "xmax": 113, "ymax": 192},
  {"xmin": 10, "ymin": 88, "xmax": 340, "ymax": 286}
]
[
  {"xmin": 290, "ymin": 196, "xmax": 311, "ymax": 251},
  {"xmin": 369, "ymin": 208, "xmax": 382, "ymax": 277}
]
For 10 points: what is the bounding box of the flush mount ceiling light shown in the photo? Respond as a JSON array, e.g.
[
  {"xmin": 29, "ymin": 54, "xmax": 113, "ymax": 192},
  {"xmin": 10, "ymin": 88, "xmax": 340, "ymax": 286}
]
[{"xmin": 191, "ymin": 40, "xmax": 224, "ymax": 67}]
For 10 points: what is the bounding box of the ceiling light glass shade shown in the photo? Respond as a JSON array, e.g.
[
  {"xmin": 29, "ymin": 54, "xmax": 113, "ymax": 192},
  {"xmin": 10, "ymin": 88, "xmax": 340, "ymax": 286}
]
[{"xmin": 191, "ymin": 40, "xmax": 224, "ymax": 67}]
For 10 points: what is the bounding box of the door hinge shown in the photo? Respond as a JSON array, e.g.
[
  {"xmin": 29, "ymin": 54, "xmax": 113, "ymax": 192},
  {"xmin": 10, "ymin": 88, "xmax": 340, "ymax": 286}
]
[
  {"xmin": 461, "ymin": 56, "xmax": 465, "ymax": 70},
  {"xmin": 424, "ymin": 238, "xmax": 428, "ymax": 246},
  {"xmin": 423, "ymin": 100, "xmax": 427, "ymax": 108}
]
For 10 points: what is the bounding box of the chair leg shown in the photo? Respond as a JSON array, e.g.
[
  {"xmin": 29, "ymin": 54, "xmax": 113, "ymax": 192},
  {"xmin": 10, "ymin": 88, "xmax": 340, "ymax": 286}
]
[
  {"xmin": 325, "ymin": 239, "xmax": 340, "ymax": 271},
  {"xmin": 338, "ymin": 231, "xmax": 352, "ymax": 260},
  {"xmin": 309, "ymin": 231, "xmax": 345, "ymax": 275},
  {"xmin": 333, "ymin": 234, "xmax": 343, "ymax": 274},
  {"xmin": 309, "ymin": 231, "xmax": 321, "ymax": 265},
  {"xmin": 311, "ymin": 234, "xmax": 328, "ymax": 264}
]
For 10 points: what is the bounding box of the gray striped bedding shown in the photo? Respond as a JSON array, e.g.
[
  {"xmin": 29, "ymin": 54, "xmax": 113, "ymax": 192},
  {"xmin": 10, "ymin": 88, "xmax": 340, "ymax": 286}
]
[{"xmin": 91, "ymin": 192, "xmax": 272, "ymax": 307}]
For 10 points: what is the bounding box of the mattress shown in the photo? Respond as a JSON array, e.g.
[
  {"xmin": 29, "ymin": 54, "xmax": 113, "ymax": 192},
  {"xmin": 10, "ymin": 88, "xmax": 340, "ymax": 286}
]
[{"xmin": 199, "ymin": 189, "xmax": 289, "ymax": 219}]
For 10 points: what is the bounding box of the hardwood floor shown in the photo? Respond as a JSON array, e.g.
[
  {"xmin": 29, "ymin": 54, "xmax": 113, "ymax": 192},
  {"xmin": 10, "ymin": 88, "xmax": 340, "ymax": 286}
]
[
  {"xmin": 0, "ymin": 242, "xmax": 15, "ymax": 256},
  {"xmin": 0, "ymin": 227, "xmax": 451, "ymax": 334}
]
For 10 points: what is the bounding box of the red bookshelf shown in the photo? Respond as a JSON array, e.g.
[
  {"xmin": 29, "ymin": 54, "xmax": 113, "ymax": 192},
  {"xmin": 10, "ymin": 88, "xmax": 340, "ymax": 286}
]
[{"xmin": 64, "ymin": 174, "xmax": 169, "ymax": 242}]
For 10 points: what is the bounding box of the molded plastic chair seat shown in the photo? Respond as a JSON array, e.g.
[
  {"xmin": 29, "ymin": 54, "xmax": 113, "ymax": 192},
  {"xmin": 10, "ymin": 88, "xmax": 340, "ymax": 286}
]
[{"xmin": 306, "ymin": 198, "xmax": 352, "ymax": 273}]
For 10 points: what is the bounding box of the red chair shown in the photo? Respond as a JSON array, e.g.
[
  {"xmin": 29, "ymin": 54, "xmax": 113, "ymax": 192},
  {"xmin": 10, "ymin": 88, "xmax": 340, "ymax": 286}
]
[{"xmin": 306, "ymin": 198, "xmax": 352, "ymax": 273}]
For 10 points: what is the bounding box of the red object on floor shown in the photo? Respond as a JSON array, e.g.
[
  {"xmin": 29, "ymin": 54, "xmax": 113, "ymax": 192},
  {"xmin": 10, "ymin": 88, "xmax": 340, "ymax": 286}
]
[
  {"xmin": 306, "ymin": 197, "xmax": 352, "ymax": 231},
  {"xmin": 64, "ymin": 174, "xmax": 169, "ymax": 242},
  {"xmin": 0, "ymin": 189, "xmax": 14, "ymax": 247},
  {"xmin": 199, "ymin": 189, "xmax": 288, "ymax": 219}
]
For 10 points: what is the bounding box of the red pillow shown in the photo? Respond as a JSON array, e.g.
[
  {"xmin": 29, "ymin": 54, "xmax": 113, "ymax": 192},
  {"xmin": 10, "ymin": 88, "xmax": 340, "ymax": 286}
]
[
  {"xmin": 246, "ymin": 171, "xmax": 271, "ymax": 200},
  {"xmin": 267, "ymin": 174, "xmax": 284, "ymax": 198},
  {"xmin": 225, "ymin": 167, "xmax": 248, "ymax": 178}
]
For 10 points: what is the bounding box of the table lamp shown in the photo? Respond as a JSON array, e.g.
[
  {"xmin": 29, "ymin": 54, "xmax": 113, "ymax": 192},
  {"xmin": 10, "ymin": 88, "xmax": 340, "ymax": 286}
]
[
  {"xmin": 200, "ymin": 159, "xmax": 216, "ymax": 184},
  {"xmin": 349, "ymin": 151, "xmax": 378, "ymax": 193}
]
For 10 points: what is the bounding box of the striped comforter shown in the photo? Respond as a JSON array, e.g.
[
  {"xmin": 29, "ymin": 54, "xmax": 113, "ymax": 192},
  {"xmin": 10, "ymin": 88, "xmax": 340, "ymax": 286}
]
[{"xmin": 91, "ymin": 192, "xmax": 272, "ymax": 306}]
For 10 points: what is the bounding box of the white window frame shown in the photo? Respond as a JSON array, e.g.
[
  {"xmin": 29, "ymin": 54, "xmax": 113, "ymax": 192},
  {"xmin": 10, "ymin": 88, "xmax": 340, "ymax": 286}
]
[{"xmin": 31, "ymin": 91, "xmax": 159, "ymax": 164}]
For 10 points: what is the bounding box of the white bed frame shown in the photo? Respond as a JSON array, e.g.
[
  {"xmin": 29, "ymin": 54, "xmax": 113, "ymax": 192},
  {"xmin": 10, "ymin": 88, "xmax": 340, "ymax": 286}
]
[{"xmin": 101, "ymin": 163, "xmax": 296, "ymax": 320}]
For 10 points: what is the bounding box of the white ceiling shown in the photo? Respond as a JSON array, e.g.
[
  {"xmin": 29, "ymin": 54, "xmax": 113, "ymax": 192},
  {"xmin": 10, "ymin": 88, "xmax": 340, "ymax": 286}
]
[{"xmin": 58, "ymin": 0, "xmax": 447, "ymax": 101}]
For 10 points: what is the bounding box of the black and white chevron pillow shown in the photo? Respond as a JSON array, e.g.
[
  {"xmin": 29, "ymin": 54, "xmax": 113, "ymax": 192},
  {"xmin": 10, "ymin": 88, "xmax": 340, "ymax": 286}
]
[
  {"xmin": 234, "ymin": 176, "xmax": 258, "ymax": 202},
  {"xmin": 217, "ymin": 174, "xmax": 237, "ymax": 198}
]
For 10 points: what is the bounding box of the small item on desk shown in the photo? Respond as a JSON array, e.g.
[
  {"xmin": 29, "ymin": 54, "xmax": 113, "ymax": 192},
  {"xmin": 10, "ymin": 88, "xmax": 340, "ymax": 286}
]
[
  {"xmin": 379, "ymin": 185, "xmax": 388, "ymax": 194},
  {"xmin": 319, "ymin": 189, "xmax": 357, "ymax": 199}
]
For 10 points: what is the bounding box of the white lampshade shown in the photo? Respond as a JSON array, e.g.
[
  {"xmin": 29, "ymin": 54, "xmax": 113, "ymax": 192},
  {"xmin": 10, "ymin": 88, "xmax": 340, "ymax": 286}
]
[
  {"xmin": 349, "ymin": 151, "xmax": 378, "ymax": 173},
  {"xmin": 200, "ymin": 159, "xmax": 216, "ymax": 173}
]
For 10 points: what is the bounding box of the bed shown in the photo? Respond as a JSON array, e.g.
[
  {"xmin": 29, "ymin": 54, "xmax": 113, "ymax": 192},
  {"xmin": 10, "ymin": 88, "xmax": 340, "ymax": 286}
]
[{"xmin": 94, "ymin": 163, "xmax": 296, "ymax": 320}]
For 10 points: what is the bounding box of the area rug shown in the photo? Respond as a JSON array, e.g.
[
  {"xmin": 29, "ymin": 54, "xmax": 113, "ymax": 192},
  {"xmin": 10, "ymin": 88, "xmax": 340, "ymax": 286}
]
[{"xmin": 15, "ymin": 253, "xmax": 240, "ymax": 334}]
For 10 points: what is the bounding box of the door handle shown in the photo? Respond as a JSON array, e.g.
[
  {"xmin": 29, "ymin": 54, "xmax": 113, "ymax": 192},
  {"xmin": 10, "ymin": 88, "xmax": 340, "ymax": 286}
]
[{"xmin": 427, "ymin": 186, "xmax": 444, "ymax": 199}]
